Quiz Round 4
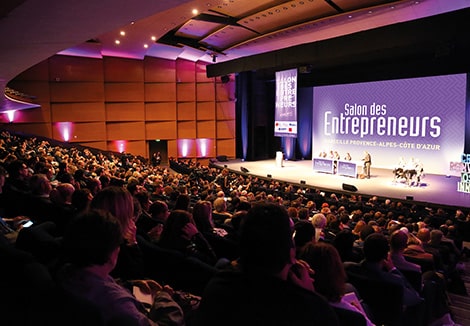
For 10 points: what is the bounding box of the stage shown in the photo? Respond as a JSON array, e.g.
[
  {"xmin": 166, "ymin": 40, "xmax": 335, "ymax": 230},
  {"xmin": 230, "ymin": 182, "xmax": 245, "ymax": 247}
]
[{"xmin": 217, "ymin": 158, "xmax": 470, "ymax": 209}]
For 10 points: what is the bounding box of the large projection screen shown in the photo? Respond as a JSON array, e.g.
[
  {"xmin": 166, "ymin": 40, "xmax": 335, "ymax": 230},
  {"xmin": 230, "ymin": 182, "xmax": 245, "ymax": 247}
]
[{"xmin": 312, "ymin": 74, "xmax": 466, "ymax": 175}]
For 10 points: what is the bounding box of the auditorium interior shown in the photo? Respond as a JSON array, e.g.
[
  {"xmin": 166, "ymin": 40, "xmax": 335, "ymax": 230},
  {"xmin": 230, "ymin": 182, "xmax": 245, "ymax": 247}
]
[{"xmin": 2, "ymin": 0, "xmax": 470, "ymax": 324}]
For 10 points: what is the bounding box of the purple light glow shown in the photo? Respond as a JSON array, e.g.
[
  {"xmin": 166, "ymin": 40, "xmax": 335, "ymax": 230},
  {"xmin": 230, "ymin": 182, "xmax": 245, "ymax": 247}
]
[
  {"xmin": 5, "ymin": 110, "xmax": 15, "ymax": 122},
  {"xmin": 115, "ymin": 140, "xmax": 127, "ymax": 153},
  {"xmin": 57, "ymin": 122, "xmax": 72, "ymax": 142},
  {"xmin": 196, "ymin": 138, "xmax": 211, "ymax": 157}
]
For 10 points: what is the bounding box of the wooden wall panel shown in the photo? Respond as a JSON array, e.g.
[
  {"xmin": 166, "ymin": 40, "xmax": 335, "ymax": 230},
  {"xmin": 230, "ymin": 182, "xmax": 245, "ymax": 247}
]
[
  {"xmin": 177, "ymin": 83, "xmax": 195, "ymax": 101},
  {"xmin": 145, "ymin": 121, "xmax": 177, "ymax": 139},
  {"xmin": 106, "ymin": 122, "xmax": 145, "ymax": 140},
  {"xmin": 145, "ymin": 102, "xmax": 176, "ymax": 121},
  {"xmin": 14, "ymin": 106, "xmax": 51, "ymax": 124},
  {"xmin": 49, "ymin": 55, "xmax": 103, "ymax": 82},
  {"xmin": 52, "ymin": 102, "xmax": 105, "ymax": 122},
  {"xmin": 215, "ymin": 81, "xmax": 235, "ymax": 101},
  {"xmin": 177, "ymin": 121, "xmax": 196, "ymax": 139},
  {"xmin": 167, "ymin": 140, "xmax": 178, "ymax": 158},
  {"xmin": 104, "ymin": 57, "xmax": 144, "ymax": 82},
  {"xmin": 105, "ymin": 83, "xmax": 144, "ymax": 102},
  {"xmin": 197, "ymin": 121, "xmax": 216, "ymax": 138},
  {"xmin": 106, "ymin": 103, "xmax": 145, "ymax": 121},
  {"xmin": 3, "ymin": 124, "xmax": 52, "ymax": 138},
  {"xmin": 176, "ymin": 60, "xmax": 195, "ymax": 82},
  {"xmin": 216, "ymin": 139, "xmax": 235, "ymax": 158},
  {"xmin": 145, "ymin": 57, "xmax": 176, "ymax": 82},
  {"xmin": 217, "ymin": 120, "xmax": 236, "ymax": 139},
  {"xmin": 109, "ymin": 140, "xmax": 146, "ymax": 157},
  {"xmin": 14, "ymin": 60, "xmax": 49, "ymax": 81},
  {"xmin": 197, "ymin": 83, "xmax": 215, "ymax": 101},
  {"xmin": 177, "ymin": 102, "xmax": 196, "ymax": 121},
  {"xmin": 77, "ymin": 141, "xmax": 107, "ymax": 152},
  {"xmin": 177, "ymin": 139, "xmax": 197, "ymax": 158},
  {"xmin": 216, "ymin": 101, "xmax": 236, "ymax": 120},
  {"xmin": 145, "ymin": 83, "xmax": 176, "ymax": 102},
  {"xmin": 50, "ymin": 82, "xmax": 104, "ymax": 102},
  {"xmin": 57, "ymin": 122, "xmax": 106, "ymax": 142},
  {"xmin": 196, "ymin": 102, "xmax": 215, "ymax": 120},
  {"xmin": 196, "ymin": 62, "xmax": 212, "ymax": 83}
]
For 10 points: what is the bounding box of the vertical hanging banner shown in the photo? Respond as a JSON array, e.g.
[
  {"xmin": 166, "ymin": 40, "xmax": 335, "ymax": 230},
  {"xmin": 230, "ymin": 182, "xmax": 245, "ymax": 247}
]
[{"xmin": 275, "ymin": 68, "xmax": 297, "ymax": 138}]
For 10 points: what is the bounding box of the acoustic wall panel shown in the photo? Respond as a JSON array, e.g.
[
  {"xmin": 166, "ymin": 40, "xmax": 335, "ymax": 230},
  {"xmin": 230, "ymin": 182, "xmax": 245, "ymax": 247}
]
[
  {"xmin": 177, "ymin": 121, "xmax": 197, "ymax": 139},
  {"xmin": 49, "ymin": 55, "xmax": 104, "ymax": 82},
  {"xmin": 176, "ymin": 59, "xmax": 195, "ymax": 82},
  {"xmin": 50, "ymin": 82, "xmax": 104, "ymax": 102},
  {"xmin": 145, "ymin": 102, "xmax": 177, "ymax": 121},
  {"xmin": 145, "ymin": 57, "xmax": 176, "ymax": 82},
  {"xmin": 52, "ymin": 102, "xmax": 105, "ymax": 122},
  {"xmin": 197, "ymin": 82, "xmax": 215, "ymax": 101},
  {"xmin": 56, "ymin": 122, "xmax": 106, "ymax": 142},
  {"xmin": 106, "ymin": 121, "xmax": 145, "ymax": 140},
  {"xmin": 145, "ymin": 83, "xmax": 176, "ymax": 102},
  {"xmin": 14, "ymin": 60, "xmax": 49, "ymax": 81},
  {"xmin": 216, "ymin": 101, "xmax": 236, "ymax": 120},
  {"xmin": 106, "ymin": 102, "xmax": 145, "ymax": 121},
  {"xmin": 197, "ymin": 121, "xmax": 216, "ymax": 138},
  {"xmin": 104, "ymin": 82, "xmax": 144, "ymax": 102},
  {"xmin": 176, "ymin": 83, "xmax": 196, "ymax": 101},
  {"xmin": 217, "ymin": 120, "xmax": 235, "ymax": 139},
  {"xmin": 196, "ymin": 62, "xmax": 212, "ymax": 83},
  {"xmin": 216, "ymin": 139, "xmax": 235, "ymax": 158},
  {"xmin": 196, "ymin": 102, "xmax": 216, "ymax": 120},
  {"xmin": 145, "ymin": 121, "xmax": 177, "ymax": 139},
  {"xmin": 177, "ymin": 102, "xmax": 196, "ymax": 121},
  {"xmin": 104, "ymin": 57, "xmax": 144, "ymax": 82}
]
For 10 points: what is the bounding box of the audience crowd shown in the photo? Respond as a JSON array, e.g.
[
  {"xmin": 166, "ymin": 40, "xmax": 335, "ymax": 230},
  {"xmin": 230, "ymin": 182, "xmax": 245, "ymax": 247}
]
[{"xmin": 1, "ymin": 130, "xmax": 469, "ymax": 325}]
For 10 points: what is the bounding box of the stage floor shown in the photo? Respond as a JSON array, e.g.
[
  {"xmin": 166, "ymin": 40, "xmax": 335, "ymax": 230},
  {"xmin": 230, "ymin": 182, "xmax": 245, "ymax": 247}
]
[{"xmin": 218, "ymin": 159, "xmax": 470, "ymax": 209}]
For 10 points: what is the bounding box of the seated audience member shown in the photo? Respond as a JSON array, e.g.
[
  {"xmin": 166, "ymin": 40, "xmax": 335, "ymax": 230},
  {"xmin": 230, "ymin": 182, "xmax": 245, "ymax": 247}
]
[
  {"xmin": 347, "ymin": 233, "xmax": 423, "ymax": 308},
  {"xmin": 91, "ymin": 186, "xmax": 146, "ymax": 280},
  {"xmin": 300, "ymin": 242, "xmax": 373, "ymax": 326},
  {"xmin": 196, "ymin": 203, "xmax": 339, "ymax": 326},
  {"xmin": 192, "ymin": 200, "xmax": 238, "ymax": 260},
  {"xmin": 58, "ymin": 209, "xmax": 184, "ymax": 326},
  {"xmin": 159, "ymin": 209, "xmax": 217, "ymax": 266},
  {"xmin": 333, "ymin": 230, "xmax": 363, "ymax": 263},
  {"xmin": 311, "ymin": 213, "xmax": 327, "ymax": 242},
  {"xmin": 211, "ymin": 197, "xmax": 232, "ymax": 226},
  {"xmin": 136, "ymin": 199, "xmax": 170, "ymax": 242}
]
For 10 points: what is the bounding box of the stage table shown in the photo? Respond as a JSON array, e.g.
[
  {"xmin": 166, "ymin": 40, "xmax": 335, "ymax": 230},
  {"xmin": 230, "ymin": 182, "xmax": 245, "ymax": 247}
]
[{"xmin": 313, "ymin": 158, "xmax": 358, "ymax": 178}]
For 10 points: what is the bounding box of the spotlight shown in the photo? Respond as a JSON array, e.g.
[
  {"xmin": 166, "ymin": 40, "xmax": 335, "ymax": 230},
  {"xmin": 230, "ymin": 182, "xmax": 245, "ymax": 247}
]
[
  {"xmin": 212, "ymin": 54, "xmax": 217, "ymax": 63},
  {"xmin": 240, "ymin": 167, "xmax": 249, "ymax": 173}
]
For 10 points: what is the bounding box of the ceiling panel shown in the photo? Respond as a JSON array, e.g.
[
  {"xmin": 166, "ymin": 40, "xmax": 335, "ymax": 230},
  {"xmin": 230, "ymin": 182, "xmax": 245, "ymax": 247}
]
[
  {"xmin": 176, "ymin": 19, "xmax": 223, "ymax": 39},
  {"xmin": 201, "ymin": 25, "xmax": 260, "ymax": 50}
]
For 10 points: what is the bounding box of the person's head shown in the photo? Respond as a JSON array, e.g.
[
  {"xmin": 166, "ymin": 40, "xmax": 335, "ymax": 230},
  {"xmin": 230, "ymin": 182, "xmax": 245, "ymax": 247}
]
[
  {"xmin": 293, "ymin": 221, "xmax": 315, "ymax": 250},
  {"xmin": 359, "ymin": 224, "xmax": 376, "ymax": 241},
  {"xmin": 363, "ymin": 233, "xmax": 389, "ymax": 263},
  {"xmin": 174, "ymin": 193, "xmax": 190, "ymax": 211},
  {"xmin": 29, "ymin": 173, "xmax": 52, "ymax": 196},
  {"xmin": 159, "ymin": 209, "xmax": 194, "ymax": 245},
  {"xmin": 239, "ymin": 203, "xmax": 294, "ymax": 275},
  {"xmin": 213, "ymin": 197, "xmax": 227, "ymax": 213},
  {"xmin": 300, "ymin": 242, "xmax": 346, "ymax": 302},
  {"xmin": 192, "ymin": 200, "xmax": 213, "ymax": 232},
  {"xmin": 390, "ymin": 230, "xmax": 408, "ymax": 252},
  {"xmin": 416, "ymin": 227, "xmax": 431, "ymax": 243},
  {"xmin": 311, "ymin": 213, "xmax": 326, "ymax": 229},
  {"xmin": 148, "ymin": 200, "xmax": 170, "ymax": 222},
  {"xmin": 63, "ymin": 209, "xmax": 122, "ymax": 269},
  {"xmin": 430, "ymin": 229, "xmax": 443, "ymax": 245},
  {"xmin": 91, "ymin": 186, "xmax": 134, "ymax": 236}
]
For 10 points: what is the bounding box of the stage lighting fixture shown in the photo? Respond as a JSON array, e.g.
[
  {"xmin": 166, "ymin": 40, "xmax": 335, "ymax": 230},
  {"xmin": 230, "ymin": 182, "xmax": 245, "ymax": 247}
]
[{"xmin": 240, "ymin": 167, "xmax": 249, "ymax": 173}]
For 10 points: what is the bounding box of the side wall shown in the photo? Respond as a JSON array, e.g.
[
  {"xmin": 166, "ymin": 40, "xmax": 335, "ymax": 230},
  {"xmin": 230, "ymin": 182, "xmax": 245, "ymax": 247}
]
[{"xmin": 3, "ymin": 55, "xmax": 236, "ymax": 163}]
